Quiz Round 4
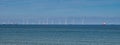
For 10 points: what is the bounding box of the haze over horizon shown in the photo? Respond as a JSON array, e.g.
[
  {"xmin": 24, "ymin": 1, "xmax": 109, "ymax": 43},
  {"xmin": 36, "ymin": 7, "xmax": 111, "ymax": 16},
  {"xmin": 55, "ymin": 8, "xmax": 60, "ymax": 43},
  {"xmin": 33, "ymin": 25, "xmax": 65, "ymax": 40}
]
[{"xmin": 0, "ymin": 0, "xmax": 120, "ymax": 24}]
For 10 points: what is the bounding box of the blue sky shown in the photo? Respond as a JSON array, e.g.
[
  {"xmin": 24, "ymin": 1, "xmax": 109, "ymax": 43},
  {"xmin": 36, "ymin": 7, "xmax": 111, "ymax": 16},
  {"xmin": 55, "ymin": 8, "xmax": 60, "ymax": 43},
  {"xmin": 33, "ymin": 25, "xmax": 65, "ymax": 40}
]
[{"xmin": 0, "ymin": 0, "xmax": 120, "ymax": 24}]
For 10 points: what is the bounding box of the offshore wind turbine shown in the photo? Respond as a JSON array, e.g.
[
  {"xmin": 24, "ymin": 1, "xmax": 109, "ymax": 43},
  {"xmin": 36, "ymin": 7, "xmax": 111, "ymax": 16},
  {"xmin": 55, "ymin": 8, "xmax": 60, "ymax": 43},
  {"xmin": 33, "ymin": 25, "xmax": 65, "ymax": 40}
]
[
  {"xmin": 41, "ymin": 20, "xmax": 45, "ymax": 24},
  {"xmin": 51, "ymin": 20, "xmax": 54, "ymax": 24},
  {"xmin": 82, "ymin": 17, "xmax": 85, "ymax": 25},
  {"xmin": 38, "ymin": 20, "xmax": 42, "ymax": 24},
  {"xmin": 25, "ymin": 19, "xmax": 29, "ymax": 24},
  {"xmin": 46, "ymin": 17, "xmax": 49, "ymax": 24},
  {"xmin": 42, "ymin": 17, "xmax": 47, "ymax": 24},
  {"xmin": 102, "ymin": 16, "xmax": 108, "ymax": 25},
  {"xmin": 58, "ymin": 19, "xmax": 62, "ymax": 24},
  {"xmin": 58, "ymin": 19, "xmax": 61, "ymax": 24},
  {"xmin": 64, "ymin": 18, "xmax": 68, "ymax": 24},
  {"xmin": 71, "ymin": 18, "xmax": 75, "ymax": 25}
]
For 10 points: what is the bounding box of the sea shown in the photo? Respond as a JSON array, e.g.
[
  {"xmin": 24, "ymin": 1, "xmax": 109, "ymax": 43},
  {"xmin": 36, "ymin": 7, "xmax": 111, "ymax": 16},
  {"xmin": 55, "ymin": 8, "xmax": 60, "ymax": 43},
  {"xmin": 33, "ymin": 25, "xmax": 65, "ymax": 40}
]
[{"xmin": 0, "ymin": 25, "xmax": 120, "ymax": 45}]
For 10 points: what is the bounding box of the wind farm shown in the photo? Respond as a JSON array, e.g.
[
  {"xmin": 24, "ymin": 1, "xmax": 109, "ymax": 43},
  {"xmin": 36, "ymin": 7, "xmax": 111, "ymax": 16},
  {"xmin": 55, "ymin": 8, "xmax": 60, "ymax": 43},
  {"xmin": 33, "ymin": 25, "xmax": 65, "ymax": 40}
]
[
  {"xmin": 0, "ymin": 0, "xmax": 120, "ymax": 45},
  {"xmin": 0, "ymin": 17, "xmax": 119, "ymax": 25}
]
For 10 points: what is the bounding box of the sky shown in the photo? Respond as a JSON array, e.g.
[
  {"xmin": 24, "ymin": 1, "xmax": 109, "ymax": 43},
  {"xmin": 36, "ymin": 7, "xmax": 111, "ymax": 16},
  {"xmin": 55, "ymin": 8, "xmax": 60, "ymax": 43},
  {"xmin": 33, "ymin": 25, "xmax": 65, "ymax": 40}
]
[{"xmin": 0, "ymin": 0, "xmax": 120, "ymax": 24}]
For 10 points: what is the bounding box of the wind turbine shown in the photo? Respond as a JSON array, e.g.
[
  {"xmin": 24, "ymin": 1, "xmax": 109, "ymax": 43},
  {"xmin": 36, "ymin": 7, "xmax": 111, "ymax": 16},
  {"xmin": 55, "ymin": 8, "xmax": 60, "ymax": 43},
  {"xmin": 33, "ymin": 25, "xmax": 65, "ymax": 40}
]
[
  {"xmin": 82, "ymin": 17, "xmax": 85, "ymax": 25},
  {"xmin": 71, "ymin": 18, "xmax": 75, "ymax": 25},
  {"xmin": 102, "ymin": 16, "xmax": 108, "ymax": 25},
  {"xmin": 64, "ymin": 18, "xmax": 68, "ymax": 24}
]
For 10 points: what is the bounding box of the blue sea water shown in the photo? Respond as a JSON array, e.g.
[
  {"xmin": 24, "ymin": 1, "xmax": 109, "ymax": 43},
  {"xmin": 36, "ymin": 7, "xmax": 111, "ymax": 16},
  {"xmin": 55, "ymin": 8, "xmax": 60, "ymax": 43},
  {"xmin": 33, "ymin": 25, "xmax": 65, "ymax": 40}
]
[{"xmin": 0, "ymin": 25, "xmax": 120, "ymax": 45}]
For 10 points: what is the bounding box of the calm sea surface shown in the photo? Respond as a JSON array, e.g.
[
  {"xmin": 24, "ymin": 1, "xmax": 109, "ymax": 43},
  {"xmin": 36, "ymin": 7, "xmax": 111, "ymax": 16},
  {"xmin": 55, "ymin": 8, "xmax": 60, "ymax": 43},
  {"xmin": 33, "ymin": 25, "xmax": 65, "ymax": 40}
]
[{"xmin": 0, "ymin": 25, "xmax": 120, "ymax": 45}]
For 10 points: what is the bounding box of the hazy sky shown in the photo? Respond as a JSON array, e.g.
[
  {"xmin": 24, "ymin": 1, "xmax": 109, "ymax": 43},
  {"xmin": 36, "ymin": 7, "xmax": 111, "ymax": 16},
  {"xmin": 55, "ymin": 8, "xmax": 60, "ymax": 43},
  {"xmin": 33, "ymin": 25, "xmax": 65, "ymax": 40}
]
[
  {"xmin": 0, "ymin": 0, "xmax": 120, "ymax": 17},
  {"xmin": 0, "ymin": 0, "xmax": 120, "ymax": 24}
]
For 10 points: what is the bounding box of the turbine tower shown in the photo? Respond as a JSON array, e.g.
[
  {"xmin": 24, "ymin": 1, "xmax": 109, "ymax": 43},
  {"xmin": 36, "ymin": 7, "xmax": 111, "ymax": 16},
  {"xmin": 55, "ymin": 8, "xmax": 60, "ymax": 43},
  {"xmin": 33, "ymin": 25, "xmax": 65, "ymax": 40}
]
[
  {"xmin": 64, "ymin": 18, "xmax": 68, "ymax": 24},
  {"xmin": 82, "ymin": 17, "xmax": 85, "ymax": 25}
]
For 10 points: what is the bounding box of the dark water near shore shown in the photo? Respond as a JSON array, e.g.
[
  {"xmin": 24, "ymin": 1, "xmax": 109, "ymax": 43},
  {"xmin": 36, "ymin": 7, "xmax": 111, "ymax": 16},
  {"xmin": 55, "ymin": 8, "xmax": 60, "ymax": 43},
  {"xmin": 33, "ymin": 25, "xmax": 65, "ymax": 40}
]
[{"xmin": 0, "ymin": 25, "xmax": 120, "ymax": 45}]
